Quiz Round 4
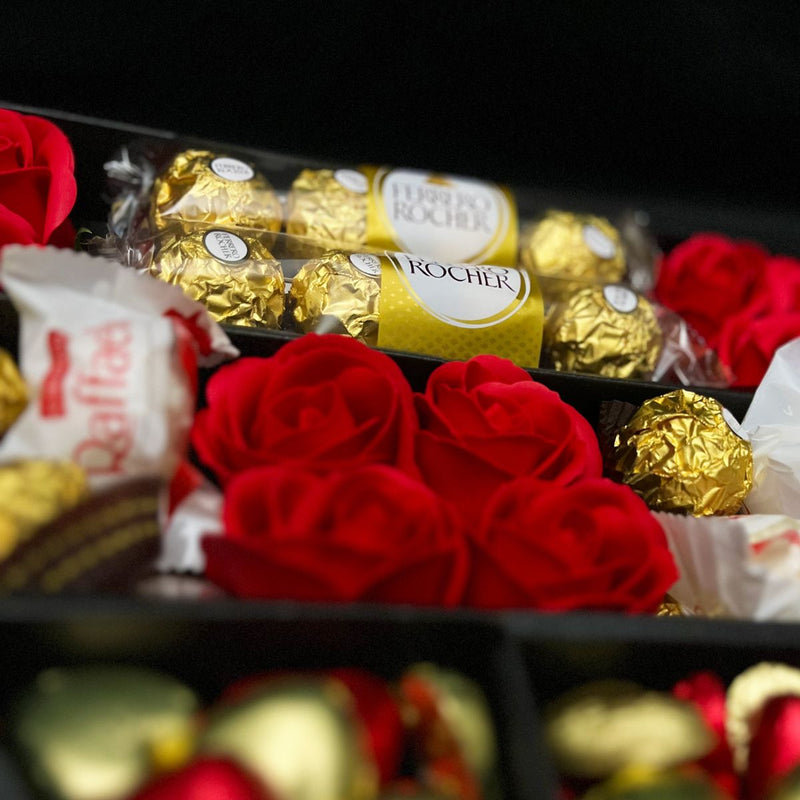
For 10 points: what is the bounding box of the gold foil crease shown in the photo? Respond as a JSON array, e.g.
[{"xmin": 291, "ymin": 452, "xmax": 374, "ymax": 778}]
[
  {"xmin": 199, "ymin": 676, "xmax": 378, "ymax": 800},
  {"xmin": 0, "ymin": 460, "xmax": 88, "ymax": 560},
  {"xmin": 518, "ymin": 210, "xmax": 625, "ymax": 300},
  {"xmin": 656, "ymin": 596, "xmax": 684, "ymax": 617},
  {"xmin": 544, "ymin": 680, "xmax": 714, "ymax": 780},
  {"xmin": 12, "ymin": 665, "xmax": 199, "ymax": 800},
  {"xmin": 153, "ymin": 229, "xmax": 284, "ymax": 328},
  {"xmin": 726, "ymin": 662, "xmax": 800, "ymax": 774},
  {"xmin": 0, "ymin": 348, "xmax": 27, "ymax": 437},
  {"xmin": 544, "ymin": 285, "xmax": 662, "ymax": 379},
  {"xmin": 151, "ymin": 149, "xmax": 282, "ymax": 238},
  {"xmin": 614, "ymin": 389, "xmax": 753, "ymax": 516},
  {"xmin": 290, "ymin": 250, "xmax": 380, "ymax": 344},
  {"xmin": 286, "ymin": 169, "xmax": 368, "ymax": 252}
]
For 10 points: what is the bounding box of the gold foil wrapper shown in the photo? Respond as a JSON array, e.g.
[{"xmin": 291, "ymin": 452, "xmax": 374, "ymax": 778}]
[
  {"xmin": 286, "ymin": 168, "xmax": 368, "ymax": 252},
  {"xmin": 153, "ymin": 228, "xmax": 284, "ymax": 328},
  {"xmin": 290, "ymin": 250, "xmax": 380, "ymax": 344},
  {"xmin": 614, "ymin": 389, "xmax": 753, "ymax": 515},
  {"xmin": 544, "ymin": 284, "xmax": 662, "ymax": 379},
  {"xmin": 655, "ymin": 596, "xmax": 684, "ymax": 617},
  {"xmin": 518, "ymin": 211, "xmax": 625, "ymax": 299},
  {"xmin": 580, "ymin": 765, "xmax": 728, "ymax": 799},
  {"xmin": 726, "ymin": 662, "xmax": 800, "ymax": 773},
  {"xmin": 199, "ymin": 675, "xmax": 378, "ymax": 800},
  {"xmin": 0, "ymin": 348, "xmax": 27, "ymax": 438},
  {"xmin": 151, "ymin": 148, "xmax": 282, "ymax": 237},
  {"xmin": 544, "ymin": 680, "xmax": 714, "ymax": 780},
  {"xmin": 0, "ymin": 460, "xmax": 88, "ymax": 560},
  {"xmin": 12, "ymin": 665, "xmax": 199, "ymax": 800}
]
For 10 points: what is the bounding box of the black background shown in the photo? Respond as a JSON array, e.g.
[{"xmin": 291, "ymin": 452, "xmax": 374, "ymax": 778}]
[{"xmin": 2, "ymin": 1, "xmax": 799, "ymax": 209}]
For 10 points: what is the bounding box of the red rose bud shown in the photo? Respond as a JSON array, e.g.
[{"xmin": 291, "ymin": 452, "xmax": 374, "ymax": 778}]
[
  {"xmin": 672, "ymin": 672, "xmax": 738, "ymax": 798},
  {"xmin": 0, "ymin": 108, "xmax": 77, "ymax": 249},
  {"xmin": 654, "ymin": 233, "xmax": 767, "ymax": 348},
  {"xmin": 465, "ymin": 477, "xmax": 677, "ymax": 612},
  {"xmin": 414, "ymin": 354, "xmax": 602, "ymax": 527},
  {"xmin": 204, "ymin": 463, "xmax": 469, "ymax": 605},
  {"xmin": 128, "ymin": 757, "xmax": 275, "ymax": 800},
  {"xmin": 191, "ymin": 334, "xmax": 420, "ymax": 485},
  {"xmin": 745, "ymin": 695, "xmax": 800, "ymax": 800}
]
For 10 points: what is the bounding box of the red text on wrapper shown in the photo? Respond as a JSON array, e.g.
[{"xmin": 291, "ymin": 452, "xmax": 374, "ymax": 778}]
[
  {"xmin": 40, "ymin": 330, "xmax": 70, "ymax": 418},
  {"xmin": 70, "ymin": 321, "xmax": 135, "ymax": 475}
]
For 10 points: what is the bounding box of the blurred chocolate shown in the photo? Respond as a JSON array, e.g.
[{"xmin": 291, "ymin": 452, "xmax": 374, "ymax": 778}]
[
  {"xmin": 0, "ymin": 460, "xmax": 88, "ymax": 561},
  {"xmin": 286, "ymin": 168, "xmax": 368, "ymax": 251},
  {"xmin": 579, "ymin": 765, "xmax": 729, "ymax": 799},
  {"xmin": 518, "ymin": 210, "xmax": 626, "ymax": 299},
  {"xmin": 614, "ymin": 389, "xmax": 753, "ymax": 516},
  {"xmin": 12, "ymin": 665, "xmax": 199, "ymax": 800},
  {"xmin": 544, "ymin": 680, "xmax": 714, "ymax": 779},
  {"xmin": 289, "ymin": 250, "xmax": 380, "ymax": 344},
  {"xmin": 151, "ymin": 148, "xmax": 282, "ymax": 238},
  {"xmin": 152, "ymin": 228, "xmax": 284, "ymax": 328},
  {"xmin": 198, "ymin": 674, "xmax": 379, "ymax": 800},
  {"xmin": 544, "ymin": 284, "xmax": 662, "ymax": 379},
  {"xmin": 0, "ymin": 347, "xmax": 27, "ymax": 438}
]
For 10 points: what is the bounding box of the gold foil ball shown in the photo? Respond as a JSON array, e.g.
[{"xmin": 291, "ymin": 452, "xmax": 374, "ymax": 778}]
[
  {"xmin": 286, "ymin": 168, "xmax": 368, "ymax": 251},
  {"xmin": 12, "ymin": 665, "xmax": 199, "ymax": 800},
  {"xmin": 544, "ymin": 680, "xmax": 714, "ymax": 780},
  {"xmin": 614, "ymin": 389, "xmax": 753, "ymax": 516},
  {"xmin": 726, "ymin": 662, "xmax": 800, "ymax": 774},
  {"xmin": 580, "ymin": 765, "xmax": 729, "ymax": 799},
  {"xmin": 198, "ymin": 675, "xmax": 378, "ymax": 800},
  {"xmin": 289, "ymin": 250, "xmax": 380, "ymax": 344},
  {"xmin": 544, "ymin": 284, "xmax": 662, "ymax": 379},
  {"xmin": 151, "ymin": 149, "xmax": 282, "ymax": 238},
  {"xmin": 0, "ymin": 460, "xmax": 88, "ymax": 560},
  {"xmin": 519, "ymin": 210, "xmax": 626, "ymax": 297},
  {"xmin": 0, "ymin": 348, "xmax": 27, "ymax": 438},
  {"xmin": 152, "ymin": 228, "xmax": 285, "ymax": 328}
]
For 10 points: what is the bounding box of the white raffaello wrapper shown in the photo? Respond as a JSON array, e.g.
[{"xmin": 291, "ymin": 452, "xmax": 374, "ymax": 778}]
[{"xmin": 0, "ymin": 244, "xmax": 238, "ymax": 493}]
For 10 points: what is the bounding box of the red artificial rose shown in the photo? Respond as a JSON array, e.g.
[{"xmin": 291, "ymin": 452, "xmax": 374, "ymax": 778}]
[
  {"xmin": 414, "ymin": 355, "xmax": 602, "ymax": 526},
  {"xmin": 464, "ymin": 477, "xmax": 678, "ymax": 612},
  {"xmin": 192, "ymin": 334, "xmax": 419, "ymax": 484},
  {"xmin": 753, "ymin": 255, "xmax": 800, "ymax": 315},
  {"xmin": 717, "ymin": 309, "xmax": 800, "ymax": 387},
  {"xmin": 0, "ymin": 108, "xmax": 76, "ymax": 248},
  {"xmin": 203, "ymin": 463, "xmax": 469, "ymax": 606},
  {"xmin": 654, "ymin": 233, "xmax": 767, "ymax": 347}
]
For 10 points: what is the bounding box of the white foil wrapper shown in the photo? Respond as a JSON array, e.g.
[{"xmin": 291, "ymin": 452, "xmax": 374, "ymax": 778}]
[
  {"xmin": 741, "ymin": 337, "xmax": 800, "ymax": 518},
  {"xmin": 0, "ymin": 245, "xmax": 237, "ymax": 490},
  {"xmin": 659, "ymin": 511, "xmax": 800, "ymax": 620}
]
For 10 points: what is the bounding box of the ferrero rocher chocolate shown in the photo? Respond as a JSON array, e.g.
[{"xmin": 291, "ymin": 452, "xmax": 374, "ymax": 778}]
[
  {"xmin": 614, "ymin": 389, "xmax": 753, "ymax": 516},
  {"xmin": 0, "ymin": 460, "xmax": 88, "ymax": 560},
  {"xmin": 518, "ymin": 210, "xmax": 626, "ymax": 297},
  {"xmin": 198, "ymin": 675, "xmax": 379, "ymax": 800},
  {"xmin": 544, "ymin": 284, "xmax": 662, "ymax": 379},
  {"xmin": 544, "ymin": 680, "xmax": 714, "ymax": 780},
  {"xmin": 12, "ymin": 665, "xmax": 199, "ymax": 800},
  {"xmin": 289, "ymin": 250, "xmax": 380, "ymax": 344},
  {"xmin": 152, "ymin": 228, "xmax": 284, "ymax": 328},
  {"xmin": 726, "ymin": 662, "xmax": 800, "ymax": 774},
  {"xmin": 580, "ymin": 765, "xmax": 728, "ymax": 799},
  {"xmin": 0, "ymin": 348, "xmax": 27, "ymax": 438},
  {"xmin": 151, "ymin": 149, "xmax": 282, "ymax": 237},
  {"xmin": 286, "ymin": 168, "xmax": 368, "ymax": 251}
]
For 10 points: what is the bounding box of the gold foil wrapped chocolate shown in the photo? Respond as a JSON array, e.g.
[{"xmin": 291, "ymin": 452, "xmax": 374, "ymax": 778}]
[
  {"xmin": 544, "ymin": 680, "xmax": 714, "ymax": 780},
  {"xmin": 12, "ymin": 665, "xmax": 199, "ymax": 800},
  {"xmin": 198, "ymin": 675, "xmax": 379, "ymax": 800},
  {"xmin": 152, "ymin": 228, "xmax": 284, "ymax": 328},
  {"xmin": 286, "ymin": 168, "xmax": 368, "ymax": 251},
  {"xmin": 544, "ymin": 284, "xmax": 662, "ymax": 379},
  {"xmin": 726, "ymin": 662, "xmax": 800, "ymax": 774},
  {"xmin": 0, "ymin": 460, "xmax": 88, "ymax": 560},
  {"xmin": 290, "ymin": 250, "xmax": 380, "ymax": 344},
  {"xmin": 614, "ymin": 389, "xmax": 753, "ymax": 515},
  {"xmin": 0, "ymin": 348, "xmax": 27, "ymax": 438},
  {"xmin": 518, "ymin": 210, "xmax": 626, "ymax": 297},
  {"xmin": 580, "ymin": 765, "xmax": 729, "ymax": 799},
  {"xmin": 151, "ymin": 149, "xmax": 282, "ymax": 237}
]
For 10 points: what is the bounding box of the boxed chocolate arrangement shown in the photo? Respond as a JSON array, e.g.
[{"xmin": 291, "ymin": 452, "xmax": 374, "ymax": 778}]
[{"xmin": 2, "ymin": 104, "xmax": 800, "ymax": 799}]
